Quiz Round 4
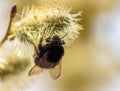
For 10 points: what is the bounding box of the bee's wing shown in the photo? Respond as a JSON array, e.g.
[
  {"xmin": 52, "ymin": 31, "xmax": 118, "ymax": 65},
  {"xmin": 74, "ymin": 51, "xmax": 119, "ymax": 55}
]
[
  {"xmin": 49, "ymin": 63, "xmax": 61, "ymax": 79},
  {"xmin": 28, "ymin": 65, "xmax": 43, "ymax": 76}
]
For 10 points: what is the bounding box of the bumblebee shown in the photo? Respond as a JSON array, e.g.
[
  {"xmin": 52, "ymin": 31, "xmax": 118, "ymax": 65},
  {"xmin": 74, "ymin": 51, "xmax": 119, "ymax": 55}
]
[{"xmin": 28, "ymin": 33, "xmax": 66, "ymax": 79}]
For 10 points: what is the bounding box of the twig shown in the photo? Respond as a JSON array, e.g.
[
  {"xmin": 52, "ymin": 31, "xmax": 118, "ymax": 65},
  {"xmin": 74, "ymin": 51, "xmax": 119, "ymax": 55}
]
[{"xmin": 0, "ymin": 5, "xmax": 17, "ymax": 47}]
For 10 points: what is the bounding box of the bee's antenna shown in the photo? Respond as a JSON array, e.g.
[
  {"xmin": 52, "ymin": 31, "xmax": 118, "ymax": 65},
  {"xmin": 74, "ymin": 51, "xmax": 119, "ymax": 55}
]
[
  {"xmin": 0, "ymin": 5, "xmax": 17, "ymax": 47},
  {"xmin": 60, "ymin": 32, "xmax": 68, "ymax": 39}
]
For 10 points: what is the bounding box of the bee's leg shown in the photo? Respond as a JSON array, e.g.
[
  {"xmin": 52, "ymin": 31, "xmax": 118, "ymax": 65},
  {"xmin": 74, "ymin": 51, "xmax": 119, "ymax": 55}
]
[
  {"xmin": 30, "ymin": 30, "xmax": 46, "ymax": 58},
  {"xmin": 38, "ymin": 30, "xmax": 46, "ymax": 51},
  {"xmin": 40, "ymin": 30, "xmax": 46, "ymax": 44},
  {"xmin": 38, "ymin": 37, "xmax": 43, "ymax": 53},
  {"xmin": 32, "ymin": 42, "xmax": 39, "ymax": 54},
  {"xmin": 0, "ymin": 5, "xmax": 17, "ymax": 47},
  {"xmin": 32, "ymin": 30, "xmax": 46, "ymax": 54}
]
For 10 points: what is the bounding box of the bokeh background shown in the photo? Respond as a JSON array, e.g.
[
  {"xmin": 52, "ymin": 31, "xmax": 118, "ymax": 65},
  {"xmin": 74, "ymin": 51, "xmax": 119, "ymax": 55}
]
[{"xmin": 0, "ymin": 0, "xmax": 120, "ymax": 91}]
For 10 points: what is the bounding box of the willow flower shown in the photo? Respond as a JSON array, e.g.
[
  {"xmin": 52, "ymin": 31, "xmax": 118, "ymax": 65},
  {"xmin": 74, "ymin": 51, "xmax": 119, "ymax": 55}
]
[{"xmin": 14, "ymin": 4, "xmax": 82, "ymax": 57}]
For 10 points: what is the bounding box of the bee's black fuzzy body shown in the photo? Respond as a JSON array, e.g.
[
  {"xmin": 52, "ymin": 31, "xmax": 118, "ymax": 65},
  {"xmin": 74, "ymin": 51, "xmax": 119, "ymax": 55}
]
[{"xmin": 35, "ymin": 36, "xmax": 64, "ymax": 69}]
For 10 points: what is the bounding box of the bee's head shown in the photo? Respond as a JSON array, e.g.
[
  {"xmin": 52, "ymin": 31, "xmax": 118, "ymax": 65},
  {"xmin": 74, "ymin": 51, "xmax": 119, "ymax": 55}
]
[{"xmin": 46, "ymin": 36, "xmax": 65, "ymax": 45}]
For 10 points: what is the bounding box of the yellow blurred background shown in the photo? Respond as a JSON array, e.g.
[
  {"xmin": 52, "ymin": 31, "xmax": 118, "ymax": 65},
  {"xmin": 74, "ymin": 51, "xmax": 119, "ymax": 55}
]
[{"xmin": 0, "ymin": 0, "xmax": 120, "ymax": 91}]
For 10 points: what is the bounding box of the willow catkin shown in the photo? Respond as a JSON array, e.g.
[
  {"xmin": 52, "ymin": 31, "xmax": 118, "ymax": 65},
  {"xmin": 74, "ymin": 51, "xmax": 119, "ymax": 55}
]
[{"xmin": 13, "ymin": 4, "xmax": 82, "ymax": 57}]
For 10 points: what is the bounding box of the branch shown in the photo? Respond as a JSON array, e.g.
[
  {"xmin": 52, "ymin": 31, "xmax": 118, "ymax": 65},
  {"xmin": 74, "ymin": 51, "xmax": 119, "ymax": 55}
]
[{"xmin": 0, "ymin": 5, "xmax": 17, "ymax": 47}]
